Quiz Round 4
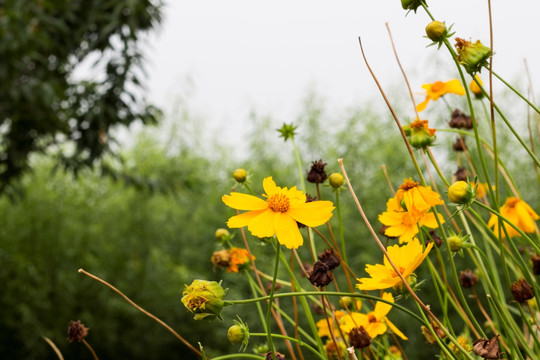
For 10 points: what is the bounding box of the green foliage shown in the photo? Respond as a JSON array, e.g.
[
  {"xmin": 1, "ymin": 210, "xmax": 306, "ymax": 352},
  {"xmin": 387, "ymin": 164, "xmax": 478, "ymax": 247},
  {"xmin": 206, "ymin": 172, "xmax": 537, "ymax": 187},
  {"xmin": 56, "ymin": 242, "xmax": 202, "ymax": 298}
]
[{"xmin": 0, "ymin": 0, "xmax": 162, "ymax": 192}]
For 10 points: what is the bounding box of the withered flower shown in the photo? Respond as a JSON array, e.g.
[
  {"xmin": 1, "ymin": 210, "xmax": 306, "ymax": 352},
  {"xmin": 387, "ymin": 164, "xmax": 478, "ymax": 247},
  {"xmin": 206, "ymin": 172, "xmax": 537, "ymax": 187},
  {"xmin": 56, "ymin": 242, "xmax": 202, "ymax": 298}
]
[
  {"xmin": 510, "ymin": 278, "xmax": 534, "ymax": 303},
  {"xmin": 531, "ymin": 255, "xmax": 540, "ymax": 275},
  {"xmin": 318, "ymin": 249, "xmax": 341, "ymax": 270},
  {"xmin": 453, "ymin": 137, "xmax": 467, "ymax": 152},
  {"xmin": 459, "ymin": 269, "xmax": 479, "ymax": 288},
  {"xmin": 68, "ymin": 320, "xmax": 89, "ymax": 342},
  {"xmin": 427, "ymin": 230, "xmax": 443, "ymax": 247},
  {"xmin": 309, "ymin": 261, "xmax": 333, "ymax": 287},
  {"xmin": 449, "ymin": 109, "xmax": 473, "ymax": 129},
  {"xmin": 349, "ymin": 326, "xmax": 371, "ymax": 349},
  {"xmin": 211, "ymin": 249, "xmax": 231, "ymax": 268},
  {"xmin": 307, "ymin": 159, "xmax": 328, "ymax": 184},
  {"xmin": 265, "ymin": 351, "xmax": 286, "ymax": 360},
  {"xmin": 454, "ymin": 167, "xmax": 468, "ymax": 182},
  {"xmin": 472, "ymin": 335, "xmax": 501, "ymax": 359}
]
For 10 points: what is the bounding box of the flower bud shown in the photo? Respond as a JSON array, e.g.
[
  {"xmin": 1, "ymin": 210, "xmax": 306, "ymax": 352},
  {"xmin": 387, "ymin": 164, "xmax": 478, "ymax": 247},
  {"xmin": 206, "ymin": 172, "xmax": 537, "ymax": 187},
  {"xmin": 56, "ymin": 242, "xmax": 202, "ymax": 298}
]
[
  {"xmin": 393, "ymin": 273, "xmax": 417, "ymax": 295},
  {"xmin": 211, "ymin": 249, "xmax": 231, "ymax": 268},
  {"xmin": 328, "ymin": 173, "xmax": 344, "ymax": 188},
  {"xmin": 307, "ymin": 159, "xmax": 328, "ymax": 184},
  {"xmin": 448, "ymin": 181, "xmax": 475, "ymax": 205},
  {"xmin": 510, "ymin": 278, "xmax": 534, "ymax": 303},
  {"xmin": 181, "ymin": 279, "xmax": 227, "ymax": 321},
  {"xmin": 215, "ymin": 228, "xmax": 231, "ymax": 242},
  {"xmin": 67, "ymin": 320, "xmax": 89, "ymax": 342},
  {"xmin": 227, "ymin": 317, "xmax": 250, "ymax": 351},
  {"xmin": 253, "ymin": 343, "xmax": 270, "ymax": 354},
  {"xmin": 421, "ymin": 322, "xmax": 446, "ymax": 344},
  {"xmin": 233, "ymin": 168, "xmax": 247, "ymax": 183},
  {"xmin": 448, "ymin": 235, "xmax": 463, "ymax": 252},
  {"xmin": 407, "ymin": 119, "xmax": 436, "ymax": 149},
  {"xmin": 401, "ymin": 0, "xmax": 424, "ymax": 12},
  {"xmin": 470, "ymin": 75, "xmax": 484, "ymax": 99},
  {"xmin": 455, "ymin": 38, "xmax": 491, "ymax": 74},
  {"xmin": 425, "ymin": 21, "xmax": 446, "ymax": 42}
]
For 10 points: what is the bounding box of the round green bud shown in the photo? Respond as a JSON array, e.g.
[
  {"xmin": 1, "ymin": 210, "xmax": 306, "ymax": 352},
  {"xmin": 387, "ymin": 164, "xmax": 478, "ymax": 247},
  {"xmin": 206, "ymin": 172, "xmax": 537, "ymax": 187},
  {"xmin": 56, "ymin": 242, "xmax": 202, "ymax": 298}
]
[
  {"xmin": 448, "ymin": 236, "xmax": 462, "ymax": 252},
  {"xmin": 425, "ymin": 21, "xmax": 446, "ymax": 42},
  {"xmin": 233, "ymin": 168, "xmax": 247, "ymax": 183},
  {"xmin": 228, "ymin": 325, "xmax": 245, "ymax": 345},
  {"xmin": 448, "ymin": 181, "xmax": 474, "ymax": 205},
  {"xmin": 215, "ymin": 228, "xmax": 230, "ymax": 241},
  {"xmin": 339, "ymin": 296, "xmax": 352, "ymax": 309},
  {"xmin": 328, "ymin": 173, "xmax": 344, "ymax": 188}
]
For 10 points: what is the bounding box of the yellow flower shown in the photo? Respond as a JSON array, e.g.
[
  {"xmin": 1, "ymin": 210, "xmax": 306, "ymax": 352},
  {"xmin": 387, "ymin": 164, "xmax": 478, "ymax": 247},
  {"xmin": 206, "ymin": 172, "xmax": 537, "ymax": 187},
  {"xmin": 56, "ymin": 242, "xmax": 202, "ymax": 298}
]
[
  {"xmin": 356, "ymin": 238, "xmax": 433, "ymax": 290},
  {"xmin": 379, "ymin": 198, "xmax": 442, "ymax": 243},
  {"xmin": 487, "ymin": 197, "xmax": 539, "ymax": 238},
  {"xmin": 469, "ymin": 75, "xmax": 484, "ymax": 98},
  {"xmin": 316, "ymin": 310, "xmax": 347, "ymax": 338},
  {"xmin": 227, "ymin": 247, "xmax": 255, "ymax": 273},
  {"xmin": 222, "ymin": 177, "xmax": 334, "ymax": 249},
  {"xmin": 394, "ymin": 178, "xmax": 444, "ymax": 218},
  {"xmin": 416, "ymin": 79, "xmax": 465, "ymax": 112},
  {"xmin": 342, "ymin": 292, "xmax": 408, "ymax": 340}
]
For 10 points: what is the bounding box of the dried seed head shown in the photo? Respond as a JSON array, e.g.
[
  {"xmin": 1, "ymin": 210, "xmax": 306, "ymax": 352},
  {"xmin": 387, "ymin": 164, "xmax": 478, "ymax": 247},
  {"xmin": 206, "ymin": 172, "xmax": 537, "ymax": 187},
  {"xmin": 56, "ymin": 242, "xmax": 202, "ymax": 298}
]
[
  {"xmin": 318, "ymin": 248, "xmax": 341, "ymax": 271},
  {"xmin": 452, "ymin": 137, "xmax": 467, "ymax": 152},
  {"xmin": 454, "ymin": 167, "xmax": 468, "ymax": 182},
  {"xmin": 308, "ymin": 261, "xmax": 333, "ymax": 287},
  {"xmin": 449, "ymin": 109, "xmax": 473, "ymax": 129},
  {"xmin": 265, "ymin": 351, "xmax": 286, "ymax": 360},
  {"xmin": 349, "ymin": 326, "xmax": 372, "ymax": 349},
  {"xmin": 211, "ymin": 249, "xmax": 231, "ymax": 268},
  {"xmin": 67, "ymin": 320, "xmax": 89, "ymax": 342},
  {"xmin": 307, "ymin": 159, "xmax": 328, "ymax": 184},
  {"xmin": 459, "ymin": 269, "xmax": 479, "ymax": 288},
  {"xmin": 510, "ymin": 278, "xmax": 534, "ymax": 303},
  {"xmin": 472, "ymin": 335, "xmax": 501, "ymax": 359}
]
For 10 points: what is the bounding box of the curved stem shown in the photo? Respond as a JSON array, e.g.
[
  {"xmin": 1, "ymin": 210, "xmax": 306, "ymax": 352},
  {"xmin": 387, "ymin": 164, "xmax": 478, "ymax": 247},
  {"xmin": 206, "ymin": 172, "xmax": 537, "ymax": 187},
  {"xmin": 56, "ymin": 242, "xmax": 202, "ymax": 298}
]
[
  {"xmin": 266, "ymin": 243, "xmax": 281, "ymax": 360},
  {"xmin": 251, "ymin": 333, "xmax": 325, "ymax": 360}
]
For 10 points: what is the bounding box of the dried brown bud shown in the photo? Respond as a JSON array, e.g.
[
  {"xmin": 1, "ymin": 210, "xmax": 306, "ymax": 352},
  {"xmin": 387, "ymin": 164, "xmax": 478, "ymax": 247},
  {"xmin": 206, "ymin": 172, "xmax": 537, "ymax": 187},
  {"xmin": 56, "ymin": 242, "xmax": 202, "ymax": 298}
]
[
  {"xmin": 265, "ymin": 281, "xmax": 283, "ymax": 294},
  {"xmin": 67, "ymin": 320, "xmax": 89, "ymax": 342},
  {"xmin": 307, "ymin": 159, "xmax": 328, "ymax": 184},
  {"xmin": 309, "ymin": 261, "xmax": 333, "ymax": 287},
  {"xmin": 265, "ymin": 351, "xmax": 286, "ymax": 360},
  {"xmin": 211, "ymin": 249, "xmax": 231, "ymax": 268},
  {"xmin": 449, "ymin": 109, "xmax": 473, "ymax": 129},
  {"xmin": 349, "ymin": 326, "xmax": 371, "ymax": 349},
  {"xmin": 459, "ymin": 269, "xmax": 479, "ymax": 288},
  {"xmin": 510, "ymin": 278, "xmax": 534, "ymax": 303},
  {"xmin": 318, "ymin": 249, "xmax": 341, "ymax": 270},
  {"xmin": 427, "ymin": 230, "xmax": 443, "ymax": 247},
  {"xmin": 531, "ymin": 255, "xmax": 540, "ymax": 275},
  {"xmin": 454, "ymin": 166, "xmax": 468, "ymax": 182},
  {"xmin": 472, "ymin": 335, "xmax": 501, "ymax": 359},
  {"xmin": 453, "ymin": 137, "xmax": 467, "ymax": 152}
]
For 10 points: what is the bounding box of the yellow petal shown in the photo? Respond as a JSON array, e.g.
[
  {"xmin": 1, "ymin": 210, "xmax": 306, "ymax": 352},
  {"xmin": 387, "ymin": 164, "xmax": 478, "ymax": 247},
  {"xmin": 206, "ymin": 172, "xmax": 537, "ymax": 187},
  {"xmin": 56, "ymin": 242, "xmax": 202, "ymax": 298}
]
[
  {"xmin": 288, "ymin": 200, "xmax": 334, "ymax": 227},
  {"xmin": 419, "ymin": 212, "xmax": 444, "ymax": 229},
  {"xmin": 416, "ymin": 98, "xmax": 430, "ymax": 112},
  {"xmin": 222, "ymin": 192, "xmax": 268, "ymax": 210},
  {"xmin": 263, "ymin": 177, "xmax": 278, "ymax": 196},
  {"xmin": 227, "ymin": 209, "xmax": 266, "ymax": 228},
  {"xmin": 274, "ymin": 213, "xmax": 303, "ymax": 249},
  {"xmin": 516, "ymin": 202, "xmax": 536, "ymax": 233},
  {"xmin": 386, "ymin": 318, "xmax": 408, "ymax": 340},
  {"xmin": 365, "ymin": 321, "xmax": 387, "ymax": 338},
  {"xmin": 248, "ymin": 209, "xmax": 277, "ymax": 238},
  {"xmin": 374, "ymin": 292, "xmax": 394, "ymax": 319},
  {"xmin": 445, "ymin": 79, "xmax": 465, "ymax": 95}
]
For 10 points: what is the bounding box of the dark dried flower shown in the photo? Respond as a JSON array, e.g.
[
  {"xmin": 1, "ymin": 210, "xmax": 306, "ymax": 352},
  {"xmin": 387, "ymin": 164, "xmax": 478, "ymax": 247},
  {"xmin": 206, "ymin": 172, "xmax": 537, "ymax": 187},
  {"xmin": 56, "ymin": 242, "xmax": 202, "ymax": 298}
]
[
  {"xmin": 449, "ymin": 109, "xmax": 473, "ymax": 129},
  {"xmin": 265, "ymin": 351, "xmax": 286, "ymax": 360},
  {"xmin": 309, "ymin": 261, "xmax": 333, "ymax": 287},
  {"xmin": 318, "ymin": 249, "xmax": 341, "ymax": 270},
  {"xmin": 510, "ymin": 278, "xmax": 534, "ymax": 303},
  {"xmin": 349, "ymin": 326, "xmax": 371, "ymax": 348},
  {"xmin": 454, "ymin": 167, "xmax": 468, "ymax": 182},
  {"xmin": 472, "ymin": 335, "xmax": 501, "ymax": 359},
  {"xmin": 68, "ymin": 320, "xmax": 89, "ymax": 342},
  {"xmin": 211, "ymin": 249, "xmax": 231, "ymax": 268},
  {"xmin": 427, "ymin": 230, "xmax": 443, "ymax": 247},
  {"xmin": 459, "ymin": 269, "xmax": 479, "ymax": 288},
  {"xmin": 531, "ymin": 255, "xmax": 540, "ymax": 275},
  {"xmin": 307, "ymin": 159, "xmax": 328, "ymax": 184},
  {"xmin": 453, "ymin": 137, "xmax": 467, "ymax": 152}
]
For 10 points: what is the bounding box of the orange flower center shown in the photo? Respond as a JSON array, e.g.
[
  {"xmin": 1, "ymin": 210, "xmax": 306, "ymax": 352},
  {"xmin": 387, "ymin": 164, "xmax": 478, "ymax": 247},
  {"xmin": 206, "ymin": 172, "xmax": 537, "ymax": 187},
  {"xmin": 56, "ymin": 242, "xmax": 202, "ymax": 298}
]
[
  {"xmin": 391, "ymin": 267, "xmax": 406, "ymax": 278},
  {"xmin": 268, "ymin": 193, "xmax": 290, "ymax": 213},
  {"xmin": 399, "ymin": 178, "xmax": 419, "ymax": 191},
  {"xmin": 368, "ymin": 313, "xmax": 377, "ymax": 323},
  {"xmin": 505, "ymin": 198, "xmax": 519, "ymax": 209},
  {"xmin": 431, "ymin": 81, "xmax": 445, "ymax": 92}
]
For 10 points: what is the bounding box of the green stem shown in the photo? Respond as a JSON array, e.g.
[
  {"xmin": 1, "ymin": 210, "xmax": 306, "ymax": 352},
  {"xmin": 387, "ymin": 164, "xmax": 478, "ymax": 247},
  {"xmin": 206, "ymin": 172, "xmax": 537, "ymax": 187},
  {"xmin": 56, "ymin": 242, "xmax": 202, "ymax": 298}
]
[
  {"xmin": 266, "ymin": 242, "xmax": 281, "ymax": 360},
  {"xmin": 212, "ymin": 355, "xmax": 264, "ymax": 360},
  {"xmin": 245, "ymin": 273, "xmax": 268, "ymax": 331},
  {"xmin": 492, "ymin": 70, "xmax": 540, "ymax": 115},
  {"xmin": 335, "ymin": 190, "xmax": 348, "ymax": 264},
  {"xmin": 251, "ymin": 333, "xmax": 325, "ymax": 360}
]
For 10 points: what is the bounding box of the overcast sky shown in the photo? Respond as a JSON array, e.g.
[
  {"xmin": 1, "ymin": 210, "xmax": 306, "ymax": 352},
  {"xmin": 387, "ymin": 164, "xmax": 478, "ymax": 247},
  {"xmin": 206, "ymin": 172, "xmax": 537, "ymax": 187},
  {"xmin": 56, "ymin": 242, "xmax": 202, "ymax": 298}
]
[{"xmin": 141, "ymin": 1, "xmax": 540, "ymax": 148}]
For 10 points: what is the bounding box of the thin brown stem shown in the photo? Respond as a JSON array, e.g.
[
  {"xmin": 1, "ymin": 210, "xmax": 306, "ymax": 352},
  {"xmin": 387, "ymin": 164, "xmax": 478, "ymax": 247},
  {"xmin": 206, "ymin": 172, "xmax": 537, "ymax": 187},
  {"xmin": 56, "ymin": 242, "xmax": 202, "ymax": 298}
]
[
  {"xmin": 82, "ymin": 339, "xmax": 99, "ymax": 360},
  {"xmin": 381, "ymin": 165, "xmax": 396, "ymax": 196},
  {"xmin": 471, "ymin": 288, "xmax": 509, "ymax": 352},
  {"xmin": 322, "ymin": 291, "xmax": 345, "ymax": 360},
  {"xmin": 43, "ymin": 337, "xmax": 64, "ymax": 360},
  {"xmin": 527, "ymin": 301, "xmax": 540, "ymax": 333},
  {"xmin": 291, "ymin": 252, "xmax": 306, "ymax": 360},
  {"xmin": 78, "ymin": 269, "xmax": 202, "ymax": 357}
]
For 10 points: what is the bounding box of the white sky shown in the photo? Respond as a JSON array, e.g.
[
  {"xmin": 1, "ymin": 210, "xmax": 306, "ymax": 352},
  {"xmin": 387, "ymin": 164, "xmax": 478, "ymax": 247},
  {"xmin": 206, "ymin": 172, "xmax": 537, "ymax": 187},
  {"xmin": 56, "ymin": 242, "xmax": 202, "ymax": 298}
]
[{"xmin": 142, "ymin": 1, "xmax": 540, "ymax": 150}]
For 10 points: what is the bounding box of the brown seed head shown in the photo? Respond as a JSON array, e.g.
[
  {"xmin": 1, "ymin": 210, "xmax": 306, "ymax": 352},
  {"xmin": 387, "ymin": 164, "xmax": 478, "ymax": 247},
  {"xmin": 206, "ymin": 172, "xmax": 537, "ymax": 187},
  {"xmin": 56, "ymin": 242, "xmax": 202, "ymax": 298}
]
[
  {"xmin": 459, "ymin": 269, "xmax": 479, "ymax": 288},
  {"xmin": 453, "ymin": 137, "xmax": 467, "ymax": 152},
  {"xmin": 318, "ymin": 248, "xmax": 341, "ymax": 270},
  {"xmin": 309, "ymin": 261, "xmax": 333, "ymax": 287},
  {"xmin": 449, "ymin": 109, "xmax": 473, "ymax": 129},
  {"xmin": 349, "ymin": 326, "xmax": 372, "ymax": 349},
  {"xmin": 211, "ymin": 249, "xmax": 231, "ymax": 268},
  {"xmin": 472, "ymin": 335, "xmax": 501, "ymax": 359},
  {"xmin": 67, "ymin": 320, "xmax": 89, "ymax": 342},
  {"xmin": 510, "ymin": 278, "xmax": 534, "ymax": 303},
  {"xmin": 265, "ymin": 351, "xmax": 286, "ymax": 360},
  {"xmin": 454, "ymin": 167, "xmax": 468, "ymax": 182},
  {"xmin": 531, "ymin": 254, "xmax": 540, "ymax": 275},
  {"xmin": 307, "ymin": 159, "xmax": 328, "ymax": 184},
  {"xmin": 427, "ymin": 230, "xmax": 443, "ymax": 247}
]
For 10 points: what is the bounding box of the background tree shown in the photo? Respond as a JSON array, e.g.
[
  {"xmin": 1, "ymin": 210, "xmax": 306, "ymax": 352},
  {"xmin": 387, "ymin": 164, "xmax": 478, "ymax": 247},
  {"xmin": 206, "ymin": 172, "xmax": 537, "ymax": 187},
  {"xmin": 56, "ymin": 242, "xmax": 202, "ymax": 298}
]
[{"xmin": 0, "ymin": 0, "xmax": 162, "ymax": 193}]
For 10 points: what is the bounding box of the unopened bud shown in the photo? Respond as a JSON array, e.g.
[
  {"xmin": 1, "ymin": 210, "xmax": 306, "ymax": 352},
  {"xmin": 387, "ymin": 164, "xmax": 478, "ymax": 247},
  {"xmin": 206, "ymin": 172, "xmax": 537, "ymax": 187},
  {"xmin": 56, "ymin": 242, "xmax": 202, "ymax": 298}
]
[
  {"xmin": 448, "ymin": 181, "xmax": 475, "ymax": 205},
  {"xmin": 448, "ymin": 236, "xmax": 463, "ymax": 252},
  {"xmin": 425, "ymin": 21, "xmax": 446, "ymax": 42},
  {"xmin": 233, "ymin": 168, "xmax": 247, "ymax": 183},
  {"xmin": 328, "ymin": 173, "xmax": 344, "ymax": 188},
  {"xmin": 455, "ymin": 38, "xmax": 491, "ymax": 74}
]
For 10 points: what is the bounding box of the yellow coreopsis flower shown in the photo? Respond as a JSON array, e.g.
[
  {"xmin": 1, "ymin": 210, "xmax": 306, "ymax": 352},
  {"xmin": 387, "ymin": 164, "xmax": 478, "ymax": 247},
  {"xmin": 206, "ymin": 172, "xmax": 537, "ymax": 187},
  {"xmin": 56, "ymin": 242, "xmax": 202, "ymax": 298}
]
[
  {"xmin": 394, "ymin": 178, "xmax": 444, "ymax": 218},
  {"xmin": 379, "ymin": 198, "xmax": 443, "ymax": 243},
  {"xmin": 316, "ymin": 310, "xmax": 347, "ymax": 338},
  {"xmin": 416, "ymin": 79, "xmax": 465, "ymax": 112},
  {"xmin": 222, "ymin": 177, "xmax": 334, "ymax": 249},
  {"xmin": 356, "ymin": 238, "xmax": 433, "ymax": 291},
  {"xmin": 227, "ymin": 247, "xmax": 255, "ymax": 273},
  {"xmin": 341, "ymin": 293, "xmax": 408, "ymax": 340},
  {"xmin": 487, "ymin": 197, "xmax": 539, "ymax": 238}
]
